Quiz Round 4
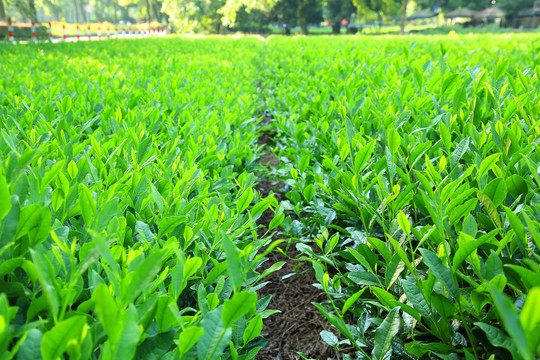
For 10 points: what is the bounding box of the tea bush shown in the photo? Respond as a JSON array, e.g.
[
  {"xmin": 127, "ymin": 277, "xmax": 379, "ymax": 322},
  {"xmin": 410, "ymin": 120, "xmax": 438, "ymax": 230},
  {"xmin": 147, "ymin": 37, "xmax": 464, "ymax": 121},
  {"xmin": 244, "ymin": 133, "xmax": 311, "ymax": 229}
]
[
  {"xmin": 0, "ymin": 38, "xmax": 282, "ymax": 360},
  {"xmin": 261, "ymin": 35, "xmax": 540, "ymax": 360},
  {"xmin": 1, "ymin": 34, "xmax": 539, "ymax": 359}
]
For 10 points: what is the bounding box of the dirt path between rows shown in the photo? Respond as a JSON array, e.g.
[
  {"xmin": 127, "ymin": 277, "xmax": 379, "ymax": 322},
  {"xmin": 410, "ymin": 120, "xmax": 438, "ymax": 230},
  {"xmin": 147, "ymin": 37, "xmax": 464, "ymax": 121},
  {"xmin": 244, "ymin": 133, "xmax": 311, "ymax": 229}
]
[{"xmin": 254, "ymin": 118, "xmax": 339, "ymax": 360}]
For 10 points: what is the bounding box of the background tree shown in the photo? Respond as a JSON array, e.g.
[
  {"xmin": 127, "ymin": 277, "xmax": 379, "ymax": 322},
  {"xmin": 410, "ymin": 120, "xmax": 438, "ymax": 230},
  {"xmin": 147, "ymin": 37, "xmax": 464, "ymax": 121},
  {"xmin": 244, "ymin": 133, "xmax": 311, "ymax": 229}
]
[
  {"xmin": 234, "ymin": 7, "xmax": 271, "ymax": 32},
  {"xmin": 399, "ymin": 0, "xmax": 406, "ymax": 34},
  {"xmin": 41, "ymin": 0, "xmax": 62, "ymax": 19},
  {"xmin": 495, "ymin": 0, "xmax": 535, "ymax": 27},
  {"xmin": 297, "ymin": 0, "xmax": 308, "ymax": 34},
  {"xmin": 144, "ymin": 0, "xmax": 152, "ymax": 27},
  {"xmin": 326, "ymin": 0, "xmax": 355, "ymax": 34},
  {"xmin": 27, "ymin": 0, "xmax": 37, "ymax": 20},
  {"xmin": 73, "ymin": 0, "xmax": 81, "ymax": 21},
  {"xmin": 7, "ymin": 0, "xmax": 37, "ymax": 21},
  {"xmin": 161, "ymin": 0, "xmax": 224, "ymax": 33},
  {"xmin": 203, "ymin": 0, "xmax": 227, "ymax": 33},
  {"xmin": 162, "ymin": 0, "xmax": 276, "ymax": 33},
  {"xmin": 270, "ymin": 0, "xmax": 297, "ymax": 33},
  {"xmin": 219, "ymin": 0, "xmax": 277, "ymax": 24},
  {"xmin": 297, "ymin": 0, "xmax": 322, "ymax": 34},
  {"xmin": 306, "ymin": 0, "xmax": 323, "ymax": 27},
  {"xmin": 0, "ymin": 0, "xmax": 6, "ymax": 21},
  {"xmin": 353, "ymin": 0, "xmax": 408, "ymax": 34},
  {"xmin": 354, "ymin": 0, "xmax": 399, "ymax": 21}
]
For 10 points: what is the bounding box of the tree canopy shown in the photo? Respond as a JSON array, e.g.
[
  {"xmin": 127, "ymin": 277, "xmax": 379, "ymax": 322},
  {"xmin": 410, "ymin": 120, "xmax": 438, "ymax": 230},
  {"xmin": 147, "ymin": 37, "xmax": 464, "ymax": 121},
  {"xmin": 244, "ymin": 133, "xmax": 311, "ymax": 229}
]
[{"xmin": 1, "ymin": 0, "xmax": 536, "ymax": 34}]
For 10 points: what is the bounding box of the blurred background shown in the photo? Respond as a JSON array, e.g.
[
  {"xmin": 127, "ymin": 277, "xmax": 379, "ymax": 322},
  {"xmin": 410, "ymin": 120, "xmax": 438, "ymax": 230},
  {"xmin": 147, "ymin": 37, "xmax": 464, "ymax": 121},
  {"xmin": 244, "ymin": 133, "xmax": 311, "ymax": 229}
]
[{"xmin": 0, "ymin": 0, "xmax": 539, "ymax": 37}]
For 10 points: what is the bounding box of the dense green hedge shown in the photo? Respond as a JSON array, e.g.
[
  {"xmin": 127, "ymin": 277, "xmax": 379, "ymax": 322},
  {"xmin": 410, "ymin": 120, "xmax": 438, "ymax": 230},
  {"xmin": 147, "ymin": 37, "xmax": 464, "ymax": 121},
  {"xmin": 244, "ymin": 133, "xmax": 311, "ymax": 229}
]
[{"xmin": 0, "ymin": 25, "xmax": 48, "ymax": 40}]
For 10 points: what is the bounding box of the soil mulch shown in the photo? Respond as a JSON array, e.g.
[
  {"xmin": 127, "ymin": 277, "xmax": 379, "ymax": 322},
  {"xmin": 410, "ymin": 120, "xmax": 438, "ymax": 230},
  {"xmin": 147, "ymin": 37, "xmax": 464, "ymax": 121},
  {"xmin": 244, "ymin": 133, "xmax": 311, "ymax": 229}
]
[
  {"xmin": 255, "ymin": 119, "xmax": 340, "ymax": 359},
  {"xmin": 255, "ymin": 243, "xmax": 340, "ymax": 360},
  {"xmin": 260, "ymin": 152, "xmax": 279, "ymax": 168}
]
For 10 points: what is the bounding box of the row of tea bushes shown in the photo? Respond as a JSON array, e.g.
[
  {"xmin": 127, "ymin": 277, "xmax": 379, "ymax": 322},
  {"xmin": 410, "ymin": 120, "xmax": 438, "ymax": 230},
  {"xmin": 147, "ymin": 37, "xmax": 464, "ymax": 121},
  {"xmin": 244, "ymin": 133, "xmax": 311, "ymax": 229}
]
[
  {"xmin": 262, "ymin": 35, "xmax": 540, "ymax": 359},
  {"xmin": 0, "ymin": 37, "xmax": 282, "ymax": 359}
]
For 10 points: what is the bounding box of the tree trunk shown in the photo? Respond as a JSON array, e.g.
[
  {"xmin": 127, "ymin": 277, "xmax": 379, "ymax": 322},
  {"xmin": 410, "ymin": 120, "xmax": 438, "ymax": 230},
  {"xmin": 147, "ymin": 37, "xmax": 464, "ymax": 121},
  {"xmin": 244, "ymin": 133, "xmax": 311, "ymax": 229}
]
[
  {"xmin": 121, "ymin": 6, "xmax": 129, "ymax": 22},
  {"xmin": 51, "ymin": 4, "xmax": 61, "ymax": 20},
  {"xmin": 95, "ymin": 0, "xmax": 101, "ymax": 21},
  {"xmin": 399, "ymin": 0, "xmax": 407, "ymax": 35},
  {"xmin": 0, "ymin": 0, "xmax": 6, "ymax": 22},
  {"xmin": 332, "ymin": 22, "xmax": 340, "ymax": 34},
  {"xmin": 145, "ymin": 0, "xmax": 152, "ymax": 27},
  {"xmin": 299, "ymin": 21, "xmax": 308, "ymax": 35},
  {"xmin": 152, "ymin": 1, "xmax": 161, "ymax": 22},
  {"xmin": 114, "ymin": 3, "xmax": 118, "ymax": 23},
  {"xmin": 73, "ymin": 0, "xmax": 82, "ymax": 23},
  {"xmin": 28, "ymin": 0, "xmax": 38, "ymax": 22},
  {"xmin": 297, "ymin": 0, "xmax": 308, "ymax": 35}
]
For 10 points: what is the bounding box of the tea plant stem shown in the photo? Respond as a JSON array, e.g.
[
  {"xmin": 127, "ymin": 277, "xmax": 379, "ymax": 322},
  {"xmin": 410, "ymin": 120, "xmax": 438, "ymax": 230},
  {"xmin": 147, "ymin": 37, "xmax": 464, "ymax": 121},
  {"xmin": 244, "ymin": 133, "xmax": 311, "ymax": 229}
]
[
  {"xmin": 324, "ymin": 287, "xmax": 372, "ymax": 359},
  {"xmin": 442, "ymin": 225, "xmax": 480, "ymax": 360},
  {"xmin": 207, "ymin": 329, "xmax": 227, "ymax": 360}
]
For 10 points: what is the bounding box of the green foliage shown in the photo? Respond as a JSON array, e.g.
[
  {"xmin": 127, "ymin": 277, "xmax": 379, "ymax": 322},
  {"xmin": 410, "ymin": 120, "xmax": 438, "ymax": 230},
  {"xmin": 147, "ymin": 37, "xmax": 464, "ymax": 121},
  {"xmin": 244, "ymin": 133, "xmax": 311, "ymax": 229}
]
[
  {"xmin": 162, "ymin": 0, "xmax": 281, "ymax": 33},
  {"xmin": 2, "ymin": 33, "xmax": 540, "ymax": 360},
  {"xmin": 261, "ymin": 34, "xmax": 540, "ymax": 359},
  {"xmin": 326, "ymin": 0, "xmax": 356, "ymax": 33},
  {"xmin": 0, "ymin": 37, "xmax": 283, "ymax": 359},
  {"xmin": 354, "ymin": 0, "xmax": 400, "ymax": 20}
]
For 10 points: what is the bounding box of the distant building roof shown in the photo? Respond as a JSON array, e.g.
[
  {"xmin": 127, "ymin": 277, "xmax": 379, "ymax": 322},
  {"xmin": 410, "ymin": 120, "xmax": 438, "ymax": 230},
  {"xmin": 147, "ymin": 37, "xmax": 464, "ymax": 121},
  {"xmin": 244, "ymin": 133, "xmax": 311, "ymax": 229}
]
[
  {"xmin": 445, "ymin": 8, "xmax": 477, "ymax": 19},
  {"xmin": 475, "ymin": 7, "xmax": 505, "ymax": 19},
  {"xmin": 518, "ymin": 6, "xmax": 540, "ymax": 17},
  {"xmin": 407, "ymin": 10, "xmax": 437, "ymax": 20}
]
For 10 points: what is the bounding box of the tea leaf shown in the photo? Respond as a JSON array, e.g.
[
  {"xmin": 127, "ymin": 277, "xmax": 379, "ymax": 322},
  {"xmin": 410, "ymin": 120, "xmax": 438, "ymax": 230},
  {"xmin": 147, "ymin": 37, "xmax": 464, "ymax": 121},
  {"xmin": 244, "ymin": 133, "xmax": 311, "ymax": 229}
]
[
  {"xmin": 449, "ymin": 198, "xmax": 477, "ymax": 226},
  {"xmin": 342, "ymin": 288, "xmax": 366, "ymax": 316},
  {"xmin": 79, "ymin": 184, "xmax": 96, "ymax": 227},
  {"xmin": 93, "ymin": 284, "xmax": 121, "ymax": 345},
  {"xmin": 489, "ymin": 287, "xmax": 532, "ymax": 360},
  {"xmin": 372, "ymin": 307, "xmax": 400, "ymax": 360},
  {"xmin": 387, "ymin": 128, "xmax": 401, "ymax": 156},
  {"xmin": 451, "ymin": 137, "xmax": 469, "ymax": 167},
  {"xmin": 320, "ymin": 331, "xmax": 339, "ymax": 347},
  {"xmin": 520, "ymin": 287, "xmax": 540, "ymax": 352},
  {"xmin": 135, "ymin": 329, "xmax": 176, "ymax": 360},
  {"xmin": 178, "ymin": 327, "xmax": 205, "ymax": 356},
  {"xmin": 223, "ymin": 291, "xmax": 257, "ymax": 328},
  {"xmin": 198, "ymin": 307, "xmax": 231, "ymax": 360},
  {"xmin": 41, "ymin": 316, "xmax": 87, "ymax": 360},
  {"xmin": 223, "ymin": 234, "xmax": 242, "ymax": 293},
  {"xmin": 123, "ymin": 249, "xmax": 167, "ymax": 304},
  {"xmin": 0, "ymin": 175, "xmax": 11, "ymax": 223},
  {"xmin": 114, "ymin": 305, "xmax": 140, "ymax": 359},
  {"xmin": 243, "ymin": 315, "xmax": 263, "ymax": 346},
  {"xmin": 483, "ymin": 178, "xmax": 507, "ymax": 207},
  {"xmin": 237, "ymin": 188, "xmax": 254, "ymax": 214},
  {"xmin": 303, "ymin": 184, "xmax": 315, "ymax": 203},
  {"xmin": 419, "ymin": 249, "xmax": 458, "ymax": 300},
  {"xmin": 17, "ymin": 329, "xmax": 43, "ymax": 360},
  {"xmin": 475, "ymin": 323, "xmax": 518, "ymax": 358},
  {"xmin": 397, "ymin": 211, "xmax": 411, "ymax": 235}
]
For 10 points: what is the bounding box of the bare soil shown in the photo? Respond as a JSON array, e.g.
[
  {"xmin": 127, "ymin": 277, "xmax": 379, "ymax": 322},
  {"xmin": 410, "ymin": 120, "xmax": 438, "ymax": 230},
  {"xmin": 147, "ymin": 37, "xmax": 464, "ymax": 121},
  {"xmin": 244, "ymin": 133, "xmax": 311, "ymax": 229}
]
[
  {"xmin": 255, "ymin": 119, "xmax": 339, "ymax": 360},
  {"xmin": 256, "ymin": 243, "xmax": 340, "ymax": 360}
]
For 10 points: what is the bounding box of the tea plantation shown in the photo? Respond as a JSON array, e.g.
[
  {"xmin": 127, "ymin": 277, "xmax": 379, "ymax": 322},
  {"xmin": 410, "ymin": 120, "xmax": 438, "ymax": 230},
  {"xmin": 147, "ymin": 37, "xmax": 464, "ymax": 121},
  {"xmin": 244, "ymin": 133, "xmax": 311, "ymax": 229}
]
[{"xmin": 0, "ymin": 34, "xmax": 539, "ymax": 360}]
